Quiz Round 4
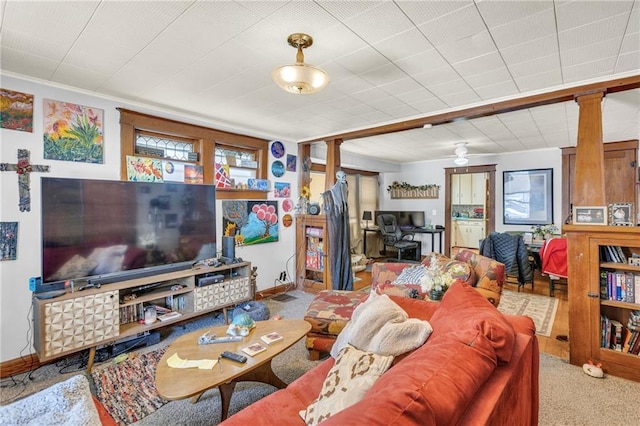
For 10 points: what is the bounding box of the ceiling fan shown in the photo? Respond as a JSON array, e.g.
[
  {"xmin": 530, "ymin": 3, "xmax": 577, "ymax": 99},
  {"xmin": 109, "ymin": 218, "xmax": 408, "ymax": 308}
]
[{"xmin": 446, "ymin": 143, "xmax": 495, "ymax": 165}]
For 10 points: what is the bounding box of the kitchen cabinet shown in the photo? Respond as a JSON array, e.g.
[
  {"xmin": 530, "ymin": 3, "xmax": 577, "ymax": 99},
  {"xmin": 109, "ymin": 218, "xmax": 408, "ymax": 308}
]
[
  {"xmin": 453, "ymin": 220, "xmax": 485, "ymax": 249},
  {"xmin": 452, "ymin": 173, "xmax": 486, "ymax": 205}
]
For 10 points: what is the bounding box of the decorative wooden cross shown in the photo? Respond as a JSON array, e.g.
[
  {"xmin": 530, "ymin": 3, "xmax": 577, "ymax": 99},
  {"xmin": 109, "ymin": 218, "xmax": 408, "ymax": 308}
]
[{"xmin": 0, "ymin": 149, "xmax": 50, "ymax": 212}]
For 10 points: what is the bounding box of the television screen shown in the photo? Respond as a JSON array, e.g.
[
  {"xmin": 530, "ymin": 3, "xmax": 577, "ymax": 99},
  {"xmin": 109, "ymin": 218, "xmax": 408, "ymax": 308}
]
[
  {"xmin": 41, "ymin": 177, "xmax": 216, "ymax": 287},
  {"xmin": 410, "ymin": 212, "xmax": 426, "ymax": 227}
]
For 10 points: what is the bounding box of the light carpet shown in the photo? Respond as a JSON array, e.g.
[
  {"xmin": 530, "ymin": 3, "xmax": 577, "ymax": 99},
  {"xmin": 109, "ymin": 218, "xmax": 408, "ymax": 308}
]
[{"xmin": 498, "ymin": 289, "xmax": 558, "ymax": 336}]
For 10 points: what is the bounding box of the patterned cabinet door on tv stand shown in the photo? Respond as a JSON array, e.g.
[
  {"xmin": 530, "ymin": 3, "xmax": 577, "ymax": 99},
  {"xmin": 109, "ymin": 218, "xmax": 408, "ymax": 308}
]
[{"xmin": 32, "ymin": 261, "xmax": 253, "ymax": 372}]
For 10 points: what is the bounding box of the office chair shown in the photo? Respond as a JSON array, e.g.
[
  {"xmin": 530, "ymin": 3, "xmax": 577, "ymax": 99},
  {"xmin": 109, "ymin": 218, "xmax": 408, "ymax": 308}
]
[{"xmin": 376, "ymin": 214, "xmax": 421, "ymax": 261}]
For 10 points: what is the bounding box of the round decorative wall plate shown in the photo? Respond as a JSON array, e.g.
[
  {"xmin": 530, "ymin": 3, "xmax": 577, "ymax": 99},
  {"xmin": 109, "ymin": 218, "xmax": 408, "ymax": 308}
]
[
  {"xmin": 282, "ymin": 213, "xmax": 293, "ymax": 227},
  {"xmin": 271, "ymin": 160, "xmax": 285, "ymax": 177},
  {"xmin": 271, "ymin": 140, "xmax": 285, "ymax": 158},
  {"xmin": 282, "ymin": 198, "xmax": 294, "ymax": 212}
]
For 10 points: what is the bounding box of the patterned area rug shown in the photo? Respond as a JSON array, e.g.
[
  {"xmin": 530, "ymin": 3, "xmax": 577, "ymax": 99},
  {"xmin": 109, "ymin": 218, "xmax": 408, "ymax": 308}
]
[
  {"xmin": 90, "ymin": 348, "xmax": 167, "ymax": 425},
  {"xmin": 498, "ymin": 290, "xmax": 559, "ymax": 337}
]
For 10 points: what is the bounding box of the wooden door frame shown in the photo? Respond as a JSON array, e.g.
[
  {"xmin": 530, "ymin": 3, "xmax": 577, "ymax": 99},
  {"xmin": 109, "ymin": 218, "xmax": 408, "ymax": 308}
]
[{"xmin": 444, "ymin": 165, "xmax": 496, "ymax": 257}]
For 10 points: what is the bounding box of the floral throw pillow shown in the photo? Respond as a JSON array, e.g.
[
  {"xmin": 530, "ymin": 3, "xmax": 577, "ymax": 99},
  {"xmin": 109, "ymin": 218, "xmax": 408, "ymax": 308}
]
[
  {"xmin": 391, "ymin": 265, "xmax": 425, "ymax": 284},
  {"xmin": 300, "ymin": 344, "xmax": 394, "ymax": 426}
]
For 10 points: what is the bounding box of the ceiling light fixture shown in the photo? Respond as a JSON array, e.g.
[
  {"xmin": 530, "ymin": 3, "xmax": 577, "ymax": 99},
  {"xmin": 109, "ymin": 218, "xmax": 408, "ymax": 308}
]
[
  {"xmin": 453, "ymin": 142, "xmax": 469, "ymax": 166},
  {"xmin": 272, "ymin": 33, "xmax": 329, "ymax": 95}
]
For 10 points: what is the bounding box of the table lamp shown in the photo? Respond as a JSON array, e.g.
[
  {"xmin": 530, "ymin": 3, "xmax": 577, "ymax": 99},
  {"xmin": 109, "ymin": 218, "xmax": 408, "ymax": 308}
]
[{"xmin": 362, "ymin": 211, "xmax": 372, "ymax": 228}]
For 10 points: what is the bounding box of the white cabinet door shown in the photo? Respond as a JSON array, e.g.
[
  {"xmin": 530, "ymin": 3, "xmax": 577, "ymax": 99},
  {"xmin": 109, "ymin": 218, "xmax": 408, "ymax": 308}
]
[
  {"xmin": 471, "ymin": 174, "xmax": 486, "ymax": 205},
  {"xmin": 451, "ymin": 175, "xmax": 461, "ymax": 204},
  {"xmin": 458, "ymin": 174, "xmax": 473, "ymax": 204},
  {"xmin": 455, "ymin": 221, "xmax": 485, "ymax": 249}
]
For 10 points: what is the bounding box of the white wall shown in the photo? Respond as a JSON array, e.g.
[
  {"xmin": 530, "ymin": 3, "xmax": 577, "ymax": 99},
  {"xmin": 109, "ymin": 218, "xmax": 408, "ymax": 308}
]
[
  {"xmin": 0, "ymin": 75, "xmax": 297, "ymax": 363},
  {"xmin": 378, "ymin": 150, "xmax": 564, "ymax": 253}
]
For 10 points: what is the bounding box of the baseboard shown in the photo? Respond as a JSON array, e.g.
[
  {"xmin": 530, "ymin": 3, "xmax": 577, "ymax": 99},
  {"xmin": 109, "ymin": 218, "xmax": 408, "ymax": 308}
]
[
  {"xmin": 256, "ymin": 283, "xmax": 293, "ymax": 299},
  {"xmin": 0, "ymin": 353, "xmax": 42, "ymax": 379}
]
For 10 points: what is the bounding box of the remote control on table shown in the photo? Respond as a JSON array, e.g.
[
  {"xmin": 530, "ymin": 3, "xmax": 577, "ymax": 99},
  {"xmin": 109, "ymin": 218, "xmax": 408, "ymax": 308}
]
[{"xmin": 220, "ymin": 351, "xmax": 247, "ymax": 364}]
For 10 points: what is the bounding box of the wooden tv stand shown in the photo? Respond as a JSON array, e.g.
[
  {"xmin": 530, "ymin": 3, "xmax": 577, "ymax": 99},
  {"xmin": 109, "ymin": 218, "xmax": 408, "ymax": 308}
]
[{"xmin": 32, "ymin": 261, "xmax": 253, "ymax": 372}]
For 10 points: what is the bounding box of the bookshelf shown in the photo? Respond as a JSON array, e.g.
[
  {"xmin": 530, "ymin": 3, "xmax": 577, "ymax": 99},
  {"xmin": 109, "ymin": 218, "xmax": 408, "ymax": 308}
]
[
  {"xmin": 33, "ymin": 261, "xmax": 252, "ymax": 370},
  {"xmin": 295, "ymin": 214, "xmax": 330, "ymax": 293},
  {"xmin": 565, "ymin": 225, "xmax": 640, "ymax": 382}
]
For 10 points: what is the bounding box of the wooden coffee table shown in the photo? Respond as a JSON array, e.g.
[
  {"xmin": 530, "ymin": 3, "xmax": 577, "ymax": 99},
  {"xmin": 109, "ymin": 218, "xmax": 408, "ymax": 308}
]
[{"xmin": 155, "ymin": 319, "xmax": 311, "ymax": 421}]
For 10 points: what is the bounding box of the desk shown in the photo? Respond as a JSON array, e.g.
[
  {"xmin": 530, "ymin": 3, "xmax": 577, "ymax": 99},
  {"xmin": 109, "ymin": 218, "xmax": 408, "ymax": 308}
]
[{"xmin": 362, "ymin": 227, "xmax": 444, "ymax": 256}]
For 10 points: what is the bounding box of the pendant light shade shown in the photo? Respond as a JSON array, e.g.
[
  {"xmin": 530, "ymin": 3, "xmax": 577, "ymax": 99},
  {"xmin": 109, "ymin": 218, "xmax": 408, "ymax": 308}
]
[
  {"xmin": 453, "ymin": 142, "xmax": 469, "ymax": 165},
  {"xmin": 272, "ymin": 33, "xmax": 329, "ymax": 95}
]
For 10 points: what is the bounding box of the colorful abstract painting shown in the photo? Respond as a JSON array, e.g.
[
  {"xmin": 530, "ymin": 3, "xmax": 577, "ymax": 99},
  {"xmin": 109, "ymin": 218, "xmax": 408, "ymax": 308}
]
[
  {"xmin": 0, "ymin": 88, "xmax": 33, "ymax": 132},
  {"xmin": 126, "ymin": 155, "xmax": 164, "ymax": 182},
  {"xmin": 0, "ymin": 222, "xmax": 18, "ymax": 261},
  {"xmin": 221, "ymin": 200, "xmax": 279, "ymax": 245},
  {"xmin": 43, "ymin": 99, "xmax": 104, "ymax": 163},
  {"xmin": 274, "ymin": 182, "xmax": 291, "ymax": 198},
  {"xmin": 215, "ymin": 162, "xmax": 231, "ymax": 188},
  {"xmin": 184, "ymin": 165, "xmax": 203, "ymax": 184}
]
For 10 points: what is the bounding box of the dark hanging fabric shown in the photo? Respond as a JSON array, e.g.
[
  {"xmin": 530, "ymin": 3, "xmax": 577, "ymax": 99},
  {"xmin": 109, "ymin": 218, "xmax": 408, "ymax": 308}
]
[{"xmin": 322, "ymin": 178, "xmax": 353, "ymax": 291}]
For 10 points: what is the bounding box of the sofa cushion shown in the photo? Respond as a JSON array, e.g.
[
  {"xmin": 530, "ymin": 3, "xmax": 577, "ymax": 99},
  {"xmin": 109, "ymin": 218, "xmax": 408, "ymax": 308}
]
[
  {"xmin": 429, "ymin": 281, "xmax": 515, "ymax": 363},
  {"xmin": 391, "ymin": 264, "xmax": 425, "ymax": 284},
  {"xmin": 330, "ymin": 292, "xmax": 432, "ymax": 358},
  {"xmin": 455, "ymin": 249, "xmax": 505, "ymax": 306},
  {"xmin": 300, "ymin": 344, "xmax": 394, "ymax": 425},
  {"xmin": 320, "ymin": 329, "xmax": 498, "ymax": 426}
]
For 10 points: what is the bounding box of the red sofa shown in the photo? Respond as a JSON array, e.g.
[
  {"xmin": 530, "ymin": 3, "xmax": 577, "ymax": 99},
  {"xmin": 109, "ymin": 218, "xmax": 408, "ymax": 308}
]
[{"xmin": 221, "ymin": 281, "xmax": 539, "ymax": 425}]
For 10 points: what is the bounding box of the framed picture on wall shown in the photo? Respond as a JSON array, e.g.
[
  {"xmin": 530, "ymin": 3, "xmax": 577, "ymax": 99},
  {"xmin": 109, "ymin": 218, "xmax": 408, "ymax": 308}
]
[
  {"xmin": 503, "ymin": 168, "xmax": 553, "ymax": 225},
  {"xmin": 573, "ymin": 206, "xmax": 607, "ymax": 225}
]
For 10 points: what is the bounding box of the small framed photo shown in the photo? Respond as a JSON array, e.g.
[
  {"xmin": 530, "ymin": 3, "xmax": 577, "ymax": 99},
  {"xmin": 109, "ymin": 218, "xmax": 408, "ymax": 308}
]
[
  {"xmin": 608, "ymin": 203, "xmax": 634, "ymax": 226},
  {"xmin": 573, "ymin": 206, "xmax": 607, "ymax": 225},
  {"xmin": 523, "ymin": 232, "xmax": 533, "ymax": 244}
]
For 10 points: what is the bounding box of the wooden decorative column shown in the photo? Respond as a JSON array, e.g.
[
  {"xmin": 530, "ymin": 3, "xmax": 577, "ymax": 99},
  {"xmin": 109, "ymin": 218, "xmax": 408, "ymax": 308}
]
[
  {"xmin": 572, "ymin": 92, "xmax": 605, "ymax": 205},
  {"xmin": 324, "ymin": 138, "xmax": 342, "ymax": 189}
]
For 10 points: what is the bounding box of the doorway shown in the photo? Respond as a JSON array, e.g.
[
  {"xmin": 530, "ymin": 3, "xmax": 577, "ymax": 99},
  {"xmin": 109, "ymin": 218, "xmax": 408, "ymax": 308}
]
[{"xmin": 444, "ymin": 165, "xmax": 496, "ymax": 257}]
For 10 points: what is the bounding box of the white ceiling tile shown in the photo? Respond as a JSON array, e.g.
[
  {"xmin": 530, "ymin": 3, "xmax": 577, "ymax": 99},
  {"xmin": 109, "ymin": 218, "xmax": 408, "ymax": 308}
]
[
  {"xmin": 417, "ymin": 4, "xmax": 486, "ymax": 46},
  {"xmin": 334, "ymin": 46, "xmax": 390, "ymax": 74},
  {"xmin": 620, "ymin": 32, "xmax": 640, "ymax": 55},
  {"xmin": 396, "ymin": 1, "xmax": 473, "ymax": 26},
  {"xmin": 454, "ymin": 51, "xmax": 507, "ymax": 78},
  {"xmin": 394, "ymin": 88, "xmax": 437, "ymax": 104},
  {"xmin": 360, "ymin": 63, "xmax": 408, "ymax": 86},
  {"xmin": 473, "ymin": 80, "xmax": 520, "ymax": 100},
  {"xmin": 413, "ymin": 66, "xmax": 460, "ymax": 88},
  {"xmin": 373, "ymin": 28, "xmax": 435, "ymax": 62},
  {"xmin": 509, "ymin": 54, "xmax": 561, "ymax": 79},
  {"xmin": 514, "ymin": 69, "xmax": 563, "ymax": 92},
  {"xmin": 1, "ymin": 29, "xmax": 68, "ymax": 62},
  {"xmin": 379, "ymin": 78, "xmax": 426, "ymax": 96},
  {"xmin": 614, "ymin": 51, "xmax": 640, "ymax": 72},
  {"xmin": 465, "ymin": 66, "xmax": 513, "ymax": 88},
  {"xmin": 343, "ymin": 2, "xmax": 414, "ymax": 44},
  {"xmin": 407, "ymin": 97, "xmax": 450, "ymax": 113},
  {"xmin": 558, "ymin": 14, "xmax": 630, "ymax": 51},
  {"xmin": 316, "ymin": 1, "xmax": 384, "ymax": 21},
  {"xmin": 51, "ymin": 63, "xmax": 110, "ymax": 91},
  {"xmin": 490, "ymin": 8, "xmax": 557, "ymax": 49},
  {"xmin": 437, "ymin": 31, "xmax": 498, "ymax": 64},
  {"xmin": 561, "ymin": 37, "xmax": 624, "ymax": 67},
  {"xmin": 0, "ymin": 48, "xmax": 59, "ymax": 80},
  {"xmin": 438, "ymin": 90, "xmax": 481, "ymax": 107},
  {"xmin": 556, "ymin": 1, "xmax": 633, "ymax": 31},
  {"xmin": 563, "ymin": 57, "xmax": 618, "ymax": 83},
  {"xmin": 395, "ymin": 49, "xmax": 450, "ymax": 75},
  {"xmin": 476, "ymin": 0, "xmax": 554, "ymax": 28},
  {"xmin": 428, "ymin": 79, "xmax": 473, "ymax": 98},
  {"xmin": 500, "ymin": 35, "xmax": 559, "ymax": 66}
]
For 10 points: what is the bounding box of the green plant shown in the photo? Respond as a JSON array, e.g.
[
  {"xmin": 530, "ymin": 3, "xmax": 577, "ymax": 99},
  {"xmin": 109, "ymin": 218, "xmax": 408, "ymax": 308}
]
[
  {"xmin": 386, "ymin": 181, "xmax": 439, "ymax": 192},
  {"xmin": 531, "ymin": 224, "xmax": 558, "ymax": 238}
]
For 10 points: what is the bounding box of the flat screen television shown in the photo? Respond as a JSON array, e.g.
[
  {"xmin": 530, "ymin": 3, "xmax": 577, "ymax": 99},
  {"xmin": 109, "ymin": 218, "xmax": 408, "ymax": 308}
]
[
  {"xmin": 40, "ymin": 177, "xmax": 216, "ymax": 291},
  {"xmin": 375, "ymin": 210, "xmax": 426, "ymax": 229}
]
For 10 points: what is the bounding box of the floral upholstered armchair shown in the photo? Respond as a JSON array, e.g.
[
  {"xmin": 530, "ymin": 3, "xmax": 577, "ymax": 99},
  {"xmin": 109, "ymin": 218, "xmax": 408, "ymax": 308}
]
[{"xmin": 371, "ymin": 250, "xmax": 505, "ymax": 307}]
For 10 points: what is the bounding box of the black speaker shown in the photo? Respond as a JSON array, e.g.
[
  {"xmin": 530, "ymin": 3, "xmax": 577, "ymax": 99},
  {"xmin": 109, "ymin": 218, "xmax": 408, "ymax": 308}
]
[{"xmin": 222, "ymin": 236, "xmax": 235, "ymax": 259}]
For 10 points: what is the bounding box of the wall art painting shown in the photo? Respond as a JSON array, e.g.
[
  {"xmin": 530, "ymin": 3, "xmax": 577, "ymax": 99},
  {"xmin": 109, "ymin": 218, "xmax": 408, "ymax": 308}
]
[
  {"xmin": 274, "ymin": 182, "xmax": 291, "ymax": 198},
  {"xmin": 222, "ymin": 200, "xmax": 279, "ymax": 245},
  {"xmin": 503, "ymin": 168, "xmax": 553, "ymax": 225},
  {"xmin": 184, "ymin": 164, "xmax": 204, "ymax": 184},
  {"xmin": 271, "ymin": 140, "xmax": 285, "ymax": 158},
  {"xmin": 0, "ymin": 222, "xmax": 18, "ymax": 261},
  {"xmin": 215, "ymin": 162, "xmax": 232, "ymax": 188},
  {"xmin": 126, "ymin": 155, "xmax": 164, "ymax": 182},
  {"xmin": 271, "ymin": 160, "xmax": 285, "ymax": 177},
  {"xmin": 43, "ymin": 99, "xmax": 104, "ymax": 163},
  {"xmin": 286, "ymin": 154, "xmax": 297, "ymax": 172},
  {"xmin": 0, "ymin": 88, "xmax": 33, "ymax": 132}
]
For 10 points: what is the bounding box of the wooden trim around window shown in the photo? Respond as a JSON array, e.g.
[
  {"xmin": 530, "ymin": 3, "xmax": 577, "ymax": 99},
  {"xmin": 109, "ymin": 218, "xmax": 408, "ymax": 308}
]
[{"xmin": 118, "ymin": 108, "xmax": 269, "ymax": 199}]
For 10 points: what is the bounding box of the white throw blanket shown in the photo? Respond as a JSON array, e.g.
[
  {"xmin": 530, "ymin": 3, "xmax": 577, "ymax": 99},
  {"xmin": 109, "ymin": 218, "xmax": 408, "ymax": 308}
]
[
  {"xmin": 331, "ymin": 291, "xmax": 432, "ymax": 358},
  {"xmin": 0, "ymin": 375, "xmax": 100, "ymax": 426}
]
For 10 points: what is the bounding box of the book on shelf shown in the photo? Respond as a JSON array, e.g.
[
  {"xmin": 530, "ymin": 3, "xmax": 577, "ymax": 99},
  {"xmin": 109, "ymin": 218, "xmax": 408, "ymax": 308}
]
[
  {"xmin": 242, "ymin": 342, "xmax": 267, "ymax": 357},
  {"xmin": 610, "ymin": 319, "xmax": 624, "ymax": 351},
  {"xmin": 260, "ymin": 332, "xmax": 283, "ymax": 345}
]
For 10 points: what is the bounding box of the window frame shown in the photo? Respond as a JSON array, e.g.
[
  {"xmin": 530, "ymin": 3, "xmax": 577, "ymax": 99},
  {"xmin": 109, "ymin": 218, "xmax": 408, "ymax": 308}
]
[{"xmin": 119, "ymin": 108, "xmax": 269, "ymax": 200}]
